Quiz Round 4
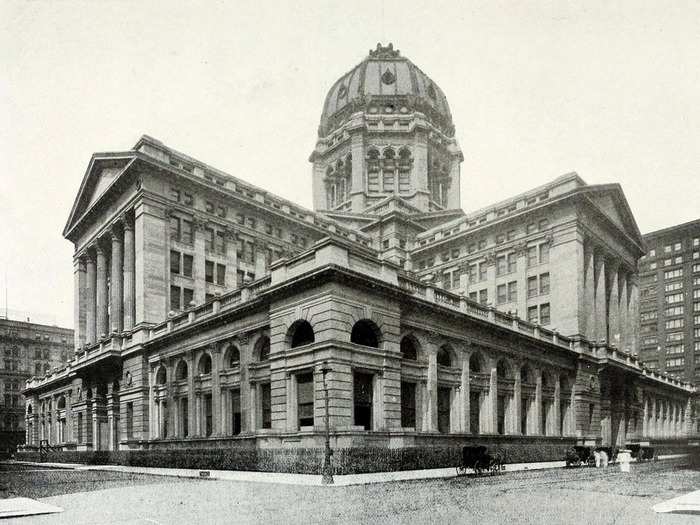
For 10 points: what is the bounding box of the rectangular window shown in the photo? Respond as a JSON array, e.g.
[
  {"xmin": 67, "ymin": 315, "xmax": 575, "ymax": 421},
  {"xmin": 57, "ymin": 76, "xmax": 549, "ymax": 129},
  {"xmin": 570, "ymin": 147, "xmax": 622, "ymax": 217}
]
[
  {"xmin": 437, "ymin": 387, "xmax": 451, "ymax": 433},
  {"xmin": 507, "ymin": 252, "xmax": 517, "ymax": 273},
  {"xmin": 496, "ymin": 255, "xmax": 506, "ymax": 276},
  {"xmin": 674, "ymin": 242, "xmax": 682, "ymax": 251},
  {"xmin": 183, "ymin": 287, "xmax": 194, "ymax": 308},
  {"xmin": 126, "ymin": 402, "xmax": 134, "ymax": 439},
  {"xmin": 666, "ymin": 292, "xmax": 684, "ymax": 304},
  {"xmin": 297, "ymin": 373, "xmax": 315, "ymax": 428},
  {"xmin": 539, "ymin": 243, "xmax": 550, "ymax": 264},
  {"xmin": 528, "ymin": 305, "xmax": 538, "ymax": 324},
  {"xmin": 479, "ymin": 289, "xmax": 488, "ymax": 305},
  {"xmin": 666, "ymin": 357, "xmax": 685, "ymax": 368},
  {"xmin": 170, "ymin": 250, "xmax": 181, "ymax": 274},
  {"xmin": 528, "ymin": 276, "xmax": 538, "ymax": 298},
  {"xmin": 170, "ymin": 285, "xmax": 181, "ymax": 311},
  {"xmin": 497, "ymin": 284, "xmax": 507, "ymax": 304},
  {"xmin": 527, "ymin": 246, "xmax": 538, "ymax": 267},
  {"xmin": 205, "ymin": 227, "xmax": 214, "ymax": 251},
  {"xmin": 353, "ymin": 372, "xmax": 373, "ymax": 430},
  {"xmin": 400, "ymin": 382, "xmax": 416, "ymax": 428},
  {"xmin": 665, "ymin": 282, "xmax": 683, "ymax": 292},
  {"xmin": 664, "ymin": 245, "xmax": 672, "ymax": 253},
  {"xmin": 665, "ymin": 305, "xmax": 684, "ymax": 317},
  {"xmin": 205, "ymin": 260, "xmax": 214, "ymax": 283},
  {"xmin": 540, "ymin": 303, "xmax": 551, "ymax": 325},
  {"xmin": 182, "ymin": 254, "xmax": 193, "ymax": 277},
  {"xmin": 215, "ymin": 231, "xmax": 226, "ymax": 255},
  {"xmin": 665, "ymin": 318, "xmax": 684, "ymax": 330},
  {"xmin": 216, "ymin": 264, "xmax": 226, "ymax": 286},
  {"xmin": 507, "ymin": 281, "xmax": 518, "ymax": 303},
  {"xmin": 204, "ymin": 394, "xmax": 213, "ymax": 436},
  {"xmin": 181, "ymin": 219, "xmax": 193, "ymax": 244},
  {"xmin": 539, "ymin": 272, "xmax": 550, "ymax": 295},
  {"xmin": 468, "ymin": 264, "xmax": 477, "ymax": 284},
  {"xmin": 170, "ymin": 216, "xmax": 181, "ymax": 240},
  {"xmin": 665, "ymin": 268, "xmax": 683, "ymax": 280},
  {"xmin": 231, "ymin": 389, "xmax": 241, "ymax": 435},
  {"xmin": 261, "ymin": 383, "xmax": 272, "ymax": 429}
]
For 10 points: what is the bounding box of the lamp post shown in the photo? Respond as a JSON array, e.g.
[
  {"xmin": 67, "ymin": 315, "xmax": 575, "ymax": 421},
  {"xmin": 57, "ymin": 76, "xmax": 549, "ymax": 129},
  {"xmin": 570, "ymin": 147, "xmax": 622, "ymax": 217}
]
[{"xmin": 320, "ymin": 363, "xmax": 334, "ymax": 485}]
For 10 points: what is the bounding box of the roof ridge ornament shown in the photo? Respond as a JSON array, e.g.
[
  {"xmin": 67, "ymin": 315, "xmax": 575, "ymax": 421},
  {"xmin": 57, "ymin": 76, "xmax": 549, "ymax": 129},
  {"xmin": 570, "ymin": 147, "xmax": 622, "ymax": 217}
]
[{"xmin": 369, "ymin": 42, "xmax": 401, "ymax": 59}]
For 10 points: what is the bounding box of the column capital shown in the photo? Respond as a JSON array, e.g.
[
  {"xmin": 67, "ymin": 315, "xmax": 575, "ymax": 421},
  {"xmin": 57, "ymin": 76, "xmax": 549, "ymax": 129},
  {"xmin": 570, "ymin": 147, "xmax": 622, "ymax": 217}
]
[{"xmin": 122, "ymin": 214, "xmax": 134, "ymax": 231}]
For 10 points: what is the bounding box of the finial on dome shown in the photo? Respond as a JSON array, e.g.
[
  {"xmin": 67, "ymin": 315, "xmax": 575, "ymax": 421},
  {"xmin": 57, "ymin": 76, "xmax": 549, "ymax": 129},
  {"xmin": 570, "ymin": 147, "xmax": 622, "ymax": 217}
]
[{"xmin": 369, "ymin": 42, "xmax": 401, "ymax": 59}]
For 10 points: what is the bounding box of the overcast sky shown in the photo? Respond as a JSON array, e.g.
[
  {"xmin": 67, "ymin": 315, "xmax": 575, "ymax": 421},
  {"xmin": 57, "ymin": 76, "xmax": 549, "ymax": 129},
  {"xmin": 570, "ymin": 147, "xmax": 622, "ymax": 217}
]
[{"xmin": 1, "ymin": 1, "xmax": 698, "ymax": 328}]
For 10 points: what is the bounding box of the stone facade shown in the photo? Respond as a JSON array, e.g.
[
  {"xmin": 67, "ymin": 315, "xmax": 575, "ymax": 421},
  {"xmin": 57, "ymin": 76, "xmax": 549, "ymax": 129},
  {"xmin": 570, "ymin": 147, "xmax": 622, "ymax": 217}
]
[
  {"xmin": 0, "ymin": 318, "xmax": 73, "ymax": 454},
  {"xmin": 21, "ymin": 45, "xmax": 696, "ymax": 470}
]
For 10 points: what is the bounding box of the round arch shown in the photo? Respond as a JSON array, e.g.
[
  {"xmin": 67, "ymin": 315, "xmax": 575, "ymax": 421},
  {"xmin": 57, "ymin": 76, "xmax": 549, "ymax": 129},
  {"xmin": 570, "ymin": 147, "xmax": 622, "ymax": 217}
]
[
  {"xmin": 254, "ymin": 336, "xmax": 271, "ymax": 361},
  {"xmin": 223, "ymin": 343, "xmax": 240, "ymax": 367},
  {"xmin": 400, "ymin": 334, "xmax": 420, "ymax": 361},
  {"xmin": 155, "ymin": 366, "xmax": 167, "ymax": 385},
  {"xmin": 288, "ymin": 320, "xmax": 315, "ymax": 348},
  {"xmin": 197, "ymin": 352, "xmax": 212, "ymax": 375},
  {"xmin": 175, "ymin": 360, "xmax": 188, "ymax": 380},
  {"xmin": 437, "ymin": 344, "xmax": 454, "ymax": 367},
  {"xmin": 350, "ymin": 319, "xmax": 381, "ymax": 348},
  {"xmin": 469, "ymin": 351, "xmax": 485, "ymax": 374}
]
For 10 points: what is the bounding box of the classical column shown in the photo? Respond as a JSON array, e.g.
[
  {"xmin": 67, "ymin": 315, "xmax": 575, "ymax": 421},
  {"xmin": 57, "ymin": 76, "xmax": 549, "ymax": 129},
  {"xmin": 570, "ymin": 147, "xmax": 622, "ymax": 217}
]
[
  {"xmin": 608, "ymin": 262, "xmax": 620, "ymax": 347},
  {"xmin": 513, "ymin": 365, "xmax": 522, "ymax": 435},
  {"xmin": 186, "ymin": 354, "xmax": 196, "ymax": 437},
  {"xmin": 249, "ymin": 384, "xmax": 257, "ymax": 432},
  {"xmin": 148, "ymin": 367, "xmax": 156, "ymax": 439},
  {"xmin": 642, "ymin": 397, "xmax": 648, "ymax": 437},
  {"xmin": 73, "ymin": 257, "xmax": 87, "ymax": 351},
  {"xmin": 122, "ymin": 219, "xmax": 135, "ymax": 330},
  {"xmin": 211, "ymin": 346, "xmax": 222, "ymax": 435},
  {"xmin": 534, "ymin": 368, "xmax": 543, "ymax": 435},
  {"xmin": 460, "ymin": 355, "xmax": 470, "ymax": 433},
  {"xmin": 426, "ymin": 349, "xmax": 438, "ymax": 432},
  {"xmin": 110, "ymin": 227, "xmax": 123, "ymax": 333},
  {"xmin": 489, "ymin": 359, "xmax": 498, "ymax": 434},
  {"xmin": 651, "ymin": 397, "xmax": 657, "ymax": 438},
  {"xmin": 95, "ymin": 244, "xmax": 109, "ymax": 339},
  {"xmin": 618, "ymin": 272, "xmax": 629, "ymax": 351},
  {"xmin": 553, "ymin": 375, "xmax": 561, "ymax": 436},
  {"xmin": 65, "ymin": 390, "xmax": 73, "ymax": 443},
  {"xmin": 584, "ymin": 242, "xmax": 596, "ymax": 340},
  {"xmin": 224, "ymin": 228, "xmax": 239, "ymax": 291},
  {"xmin": 594, "ymin": 252, "xmax": 607, "ymax": 342},
  {"xmin": 254, "ymin": 240, "xmax": 267, "ymax": 278},
  {"xmin": 85, "ymin": 254, "xmax": 97, "ymax": 344},
  {"xmin": 628, "ymin": 278, "xmax": 640, "ymax": 353},
  {"xmin": 286, "ymin": 374, "xmax": 297, "ymax": 431}
]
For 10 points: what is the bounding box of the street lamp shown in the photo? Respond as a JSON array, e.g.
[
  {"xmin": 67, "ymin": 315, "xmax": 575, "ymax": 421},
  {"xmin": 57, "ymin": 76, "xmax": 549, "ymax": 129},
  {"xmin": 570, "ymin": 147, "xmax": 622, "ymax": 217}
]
[{"xmin": 320, "ymin": 362, "xmax": 334, "ymax": 485}]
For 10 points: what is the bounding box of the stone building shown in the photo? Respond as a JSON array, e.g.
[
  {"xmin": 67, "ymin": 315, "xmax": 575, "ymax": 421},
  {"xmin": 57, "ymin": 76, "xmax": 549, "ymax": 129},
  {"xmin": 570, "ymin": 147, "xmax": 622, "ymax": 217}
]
[
  {"xmin": 637, "ymin": 218, "xmax": 700, "ymax": 384},
  {"xmin": 0, "ymin": 318, "xmax": 73, "ymax": 455},
  {"xmin": 22, "ymin": 44, "xmax": 695, "ymax": 469}
]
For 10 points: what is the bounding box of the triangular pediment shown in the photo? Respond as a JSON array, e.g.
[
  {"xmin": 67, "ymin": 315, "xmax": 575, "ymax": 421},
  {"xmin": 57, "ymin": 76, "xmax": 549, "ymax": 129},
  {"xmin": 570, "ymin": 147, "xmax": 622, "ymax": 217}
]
[
  {"xmin": 582, "ymin": 186, "xmax": 644, "ymax": 249},
  {"xmin": 63, "ymin": 153, "xmax": 136, "ymax": 238}
]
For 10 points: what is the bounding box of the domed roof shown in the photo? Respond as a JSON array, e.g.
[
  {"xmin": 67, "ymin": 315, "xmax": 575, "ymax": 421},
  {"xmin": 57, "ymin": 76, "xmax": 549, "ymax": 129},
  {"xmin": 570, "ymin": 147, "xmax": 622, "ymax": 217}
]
[{"xmin": 318, "ymin": 43, "xmax": 455, "ymax": 137}]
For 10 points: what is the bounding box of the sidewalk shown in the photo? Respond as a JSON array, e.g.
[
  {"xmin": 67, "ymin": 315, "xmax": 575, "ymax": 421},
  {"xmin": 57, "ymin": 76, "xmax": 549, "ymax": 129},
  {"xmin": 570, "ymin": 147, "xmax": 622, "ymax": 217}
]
[{"xmin": 6, "ymin": 453, "xmax": 688, "ymax": 487}]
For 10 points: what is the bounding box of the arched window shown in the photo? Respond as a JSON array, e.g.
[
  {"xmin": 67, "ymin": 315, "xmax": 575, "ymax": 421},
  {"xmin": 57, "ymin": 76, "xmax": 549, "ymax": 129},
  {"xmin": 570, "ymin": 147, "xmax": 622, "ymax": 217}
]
[
  {"xmin": 27, "ymin": 404, "xmax": 33, "ymax": 415},
  {"xmin": 198, "ymin": 353, "xmax": 212, "ymax": 375},
  {"xmin": 57, "ymin": 396, "xmax": 66, "ymax": 410},
  {"xmin": 290, "ymin": 320, "xmax": 315, "ymax": 348},
  {"xmin": 497, "ymin": 360, "xmax": 511, "ymax": 380},
  {"xmin": 437, "ymin": 345, "xmax": 452, "ymax": 367},
  {"xmin": 155, "ymin": 366, "xmax": 167, "ymax": 385},
  {"xmin": 224, "ymin": 344, "xmax": 240, "ymax": 367},
  {"xmin": 175, "ymin": 360, "xmax": 188, "ymax": 380},
  {"xmin": 383, "ymin": 148, "xmax": 395, "ymax": 161},
  {"xmin": 350, "ymin": 320, "xmax": 380, "ymax": 348},
  {"xmin": 255, "ymin": 336, "xmax": 270, "ymax": 361},
  {"xmin": 469, "ymin": 353, "xmax": 483, "ymax": 374},
  {"xmin": 400, "ymin": 336, "xmax": 418, "ymax": 361}
]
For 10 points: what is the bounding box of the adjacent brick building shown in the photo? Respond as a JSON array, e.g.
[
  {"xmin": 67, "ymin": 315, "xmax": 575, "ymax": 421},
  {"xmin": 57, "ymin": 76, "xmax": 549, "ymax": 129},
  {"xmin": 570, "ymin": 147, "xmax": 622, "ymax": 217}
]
[
  {"xmin": 638, "ymin": 219, "xmax": 700, "ymax": 384},
  {"xmin": 1, "ymin": 318, "xmax": 73, "ymax": 455}
]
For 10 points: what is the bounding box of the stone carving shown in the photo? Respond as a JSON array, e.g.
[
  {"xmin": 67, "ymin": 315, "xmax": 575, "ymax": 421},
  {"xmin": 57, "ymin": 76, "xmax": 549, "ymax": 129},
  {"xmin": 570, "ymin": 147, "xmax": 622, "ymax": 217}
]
[
  {"xmin": 381, "ymin": 68, "xmax": 396, "ymax": 85},
  {"xmin": 369, "ymin": 43, "xmax": 401, "ymax": 59},
  {"xmin": 484, "ymin": 250, "xmax": 497, "ymax": 267}
]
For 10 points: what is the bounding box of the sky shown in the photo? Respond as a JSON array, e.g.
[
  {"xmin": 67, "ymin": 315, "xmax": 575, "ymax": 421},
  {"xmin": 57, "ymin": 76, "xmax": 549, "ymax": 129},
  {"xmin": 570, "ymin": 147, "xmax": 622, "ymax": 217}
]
[{"xmin": 1, "ymin": 0, "xmax": 698, "ymax": 328}]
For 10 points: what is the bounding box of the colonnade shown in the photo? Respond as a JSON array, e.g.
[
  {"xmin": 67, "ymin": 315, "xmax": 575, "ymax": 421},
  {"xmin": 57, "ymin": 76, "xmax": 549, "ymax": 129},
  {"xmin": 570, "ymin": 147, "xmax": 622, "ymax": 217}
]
[
  {"xmin": 642, "ymin": 396, "xmax": 690, "ymax": 438},
  {"xmin": 583, "ymin": 240, "xmax": 639, "ymax": 349},
  {"xmin": 74, "ymin": 215, "xmax": 135, "ymax": 350},
  {"xmin": 419, "ymin": 346, "xmax": 575, "ymax": 437}
]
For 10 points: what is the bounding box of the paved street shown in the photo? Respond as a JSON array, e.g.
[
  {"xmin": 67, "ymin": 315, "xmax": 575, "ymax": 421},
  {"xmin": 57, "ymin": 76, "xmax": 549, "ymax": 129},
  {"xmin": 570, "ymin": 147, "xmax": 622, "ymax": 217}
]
[{"xmin": 1, "ymin": 460, "xmax": 699, "ymax": 524}]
